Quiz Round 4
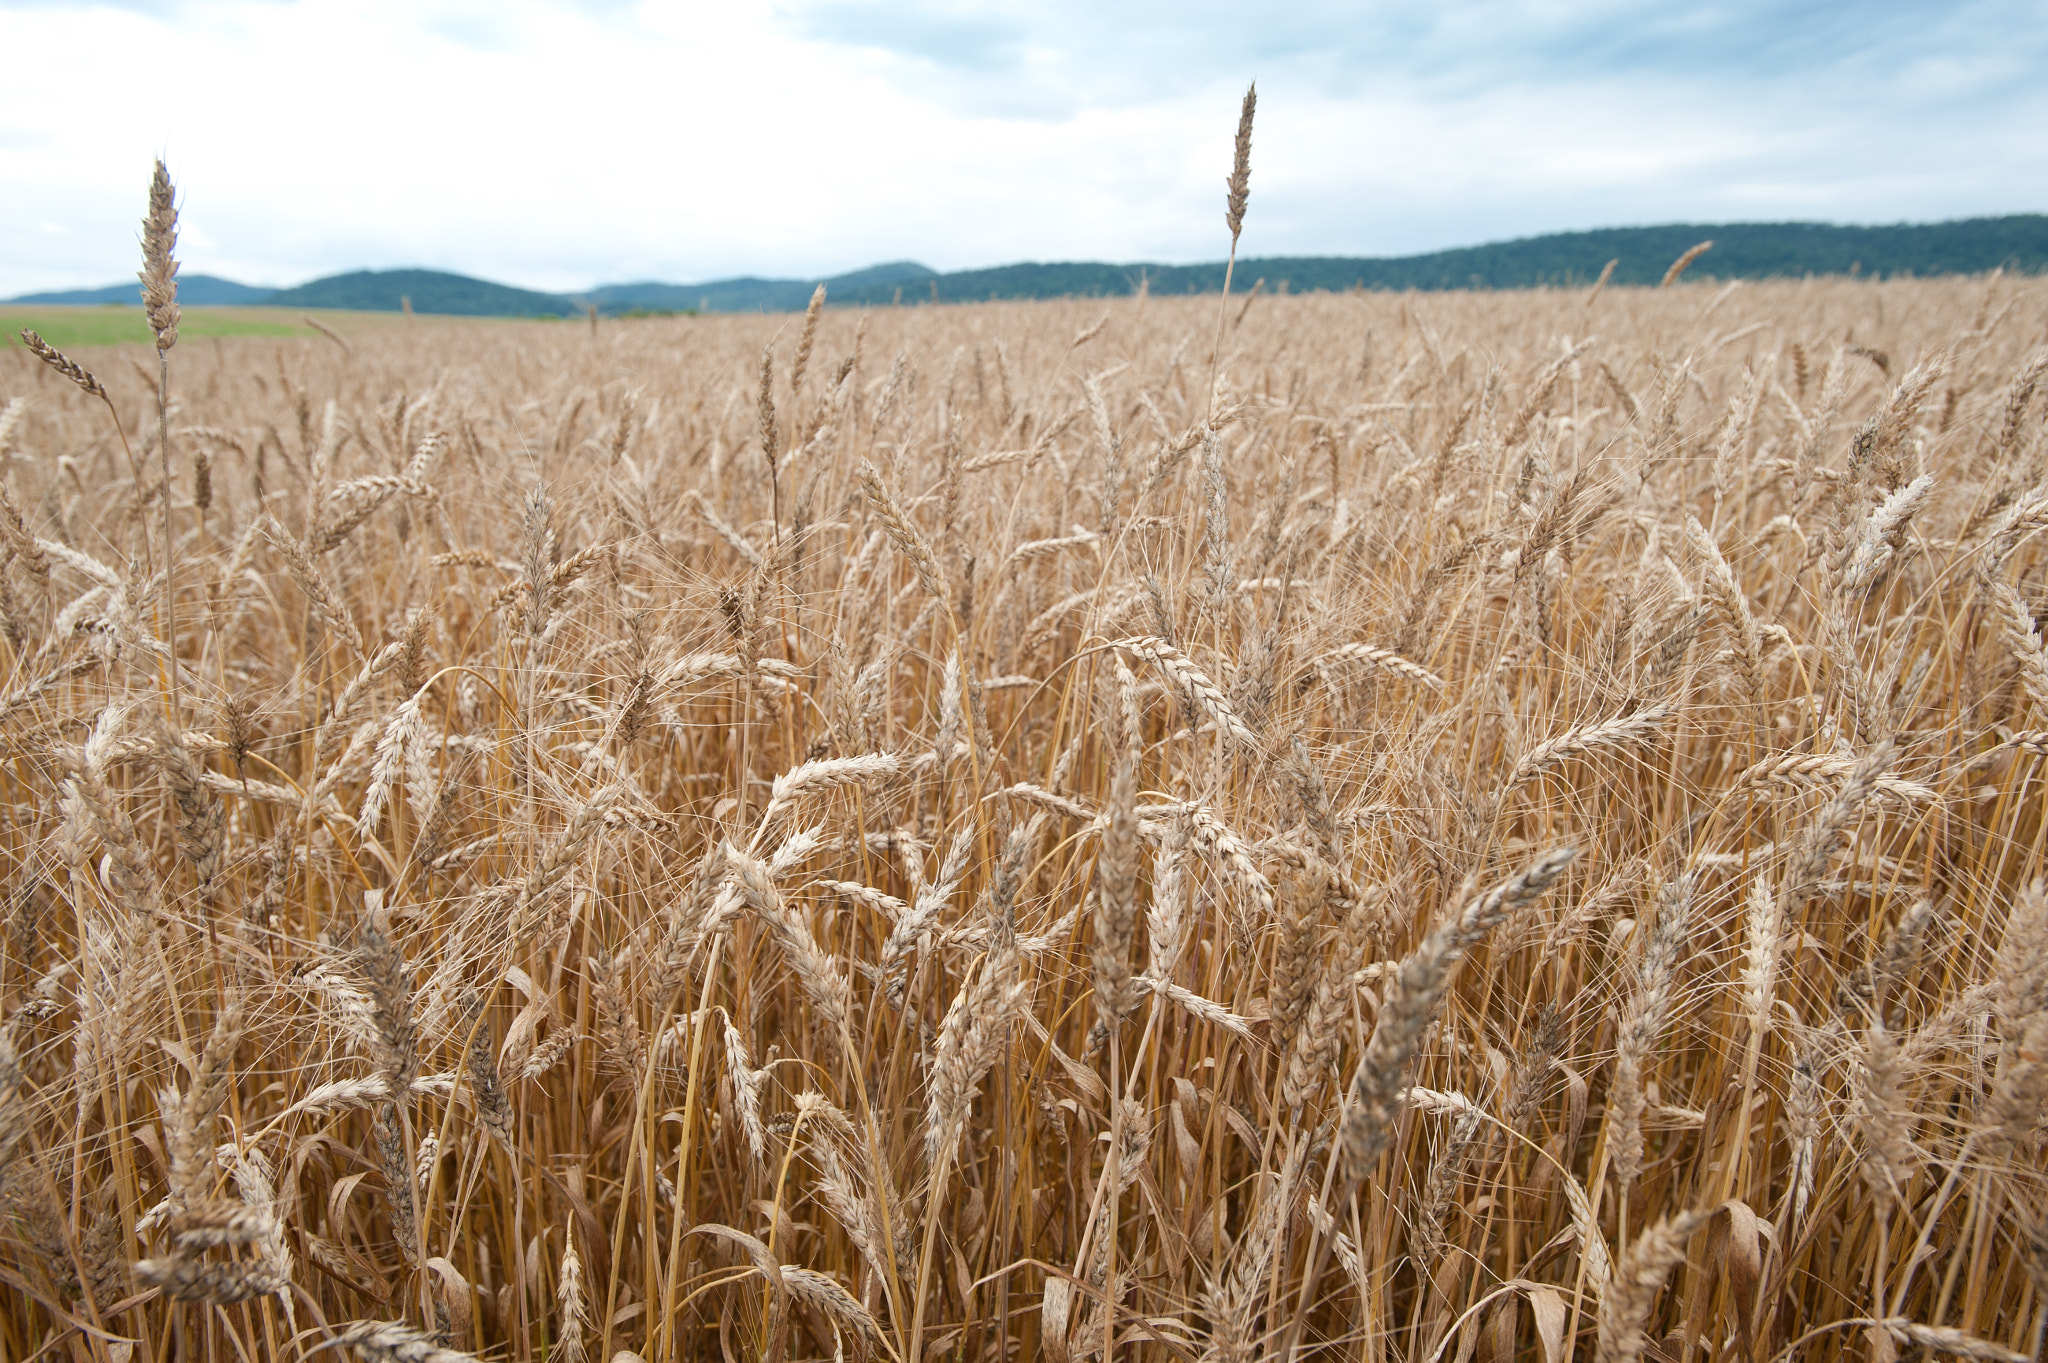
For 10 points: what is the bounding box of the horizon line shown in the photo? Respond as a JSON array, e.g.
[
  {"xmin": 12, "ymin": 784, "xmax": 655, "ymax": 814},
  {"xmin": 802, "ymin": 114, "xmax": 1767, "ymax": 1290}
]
[{"xmin": 11, "ymin": 210, "xmax": 2045, "ymax": 302}]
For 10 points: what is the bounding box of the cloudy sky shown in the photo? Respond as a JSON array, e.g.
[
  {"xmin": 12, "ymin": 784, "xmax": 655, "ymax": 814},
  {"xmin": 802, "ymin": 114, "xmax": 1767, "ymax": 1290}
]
[{"xmin": 2, "ymin": 0, "xmax": 2043, "ymax": 297}]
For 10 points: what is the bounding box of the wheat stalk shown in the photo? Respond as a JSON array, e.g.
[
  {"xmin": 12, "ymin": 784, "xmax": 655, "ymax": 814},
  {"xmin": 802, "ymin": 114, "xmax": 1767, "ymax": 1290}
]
[
  {"xmin": 1114, "ymin": 635, "xmax": 1261, "ymax": 751},
  {"xmin": 1204, "ymin": 82, "xmax": 1257, "ymax": 423},
  {"xmin": 1660, "ymin": 241, "xmax": 1713, "ymax": 287},
  {"xmin": 1596, "ymin": 1211, "xmax": 1707, "ymax": 1363},
  {"xmin": 1340, "ymin": 848, "xmax": 1576, "ymax": 1185}
]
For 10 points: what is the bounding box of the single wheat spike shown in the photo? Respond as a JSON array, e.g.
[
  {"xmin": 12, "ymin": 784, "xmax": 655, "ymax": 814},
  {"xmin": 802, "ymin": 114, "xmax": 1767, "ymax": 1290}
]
[
  {"xmin": 783, "ymin": 1267, "xmax": 886, "ymax": 1353},
  {"xmin": 882, "ymin": 828, "xmax": 973, "ymax": 1006},
  {"xmin": 19, "ymin": 329, "xmax": 108, "ymax": 399},
  {"xmin": 1852, "ymin": 1022, "xmax": 1919, "ymax": 1201},
  {"xmin": 1270, "ymin": 864, "xmax": 1329, "ymax": 1050},
  {"xmin": 1208, "ymin": 81, "xmax": 1256, "ymax": 420},
  {"xmin": 1281, "ymin": 885, "xmax": 1383, "ymax": 1111},
  {"xmin": 140, "ymin": 160, "xmax": 180, "ymax": 352},
  {"xmin": 790, "ymin": 283, "xmax": 825, "ymax": 393},
  {"xmin": 1200, "ymin": 429, "xmax": 1234, "ymax": 614},
  {"xmin": 0, "ymin": 479, "xmax": 49, "ymax": 589},
  {"xmin": 1340, "ymin": 848, "xmax": 1576, "ymax": 1185},
  {"xmin": 1092, "ymin": 752, "xmax": 1142, "ymax": 1035},
  {"xmin": 141, "ymin": 160, "xmax": 181, "ymax": 706},
  {"xmin": 1991, "ymin": 351, "xmax": 2048, "ymax": 463},
  {"xmin": 1413, "ymin": 1105, "xmax": 1485, "ymax": 1264},
  {"xmin": 1842, "ymin": 473, "xmax": 1936, "ymax": 593},
  {"xmin": 0, "ymin": 396, "xmax": 21, "ymax": 457},
  {"xmin": 1509, "ymin": 704, "xmax": 1673, "ymax": 790},
  {"xmin": 457, "ymin": 990, "xmax": 513, "ymax": 1147},
  {"xmin": 1740, "ymin": 878, "xmax": 1785, "ymax": 1050},
  {"xmin": 926, "ymin": 841, "xmax": 1030, "ymax": 1172},
  {"xmin": 1660, "ymin": 240, "xmax": 1712, "ymax": 287},
  {"xmin": 718, "ymin": 1008, "xmax": 769, "ymax": 1164},
  {"xmin": 1782, "ymin": 740, "xmax": 1893, "ymax": 905},
  {"xmin": 57, "ymin": 714, "xmax": 165, "ymax": 922},
  {"xmin": 759, "ymin": 752, "xmax": 902, "ymax": 832},
  {"xmin": 1115, "ymin": 635, "xmax": 1261, "ymax": 751},
  {"xmin": 588, "ymin": 948, "xmax": 645, "ymax": 1091},
  {"xmin": 150, "ymin": 710, "xmax": 225, "ymax": 904},
  {"xmin": 1610, "ymin": 872, "xmax": 1696, "ymax": 1191},
  {"xmin": 171, "ymin": 1198, "xmax": 277, "ymax": 1251},
  {"xmin": 1071, "ymin": 311, "xmax": 1110, "ymax": 349},
  {"xmin": 857, "ymin": 457, "xmax": 950, "ymax": 606},
  {"xmin": 1225, "ymin": 83, "xmax": 1255, "ymax": 245},
  {"xmin": 0, "ymin": 1028, "xmax": 23, "ymax": 1189},
  {"xmin": 259, "ymin": 515, "xmax": 365, "ymax": 659},
  {"xmin": 1983, "ymin": 881, "xmax": 2048, "ymax": 1151},
  {"xmin": 557, "ymin": 1232, "xmax": 588, "ymax": 1363},
  {"xmin": 133, "ymin": 1257, "xmax": 288, "ymax": 1304},
  {"xmin": 318, "ymin": 475, "xmax": 439, "ymax": 552},
  {"xmin": 757, "ymin": 343, "xmax": 781, "ymax": 533},
  {"xmin": 164, "ymin": 990, "xmax": 243, "ymax": 1214},
  {"xmin": 329, "ymin": 1319, "xmax": 484, "ymax": 1362},
  {"xmin": 19, "ymin": 328, "xmax": 139, "ymax": 478},
  {"xmin": 1596, "ymin": 1211, "xmax": 1708, "ymax": 1363},
  {"xmin": 1881, "ymin": 1321, "xmax": 2033, "ymax": 1363},
  {"xmin": 1986, "ymin": 580, "xmax": 2048, "ymax": 713},
  {"xmin": 726, "ymin": 844, "xmax": 856, "ymax": 1058},
  {"xmin": 303, "ymin": 313, "xmax": 352, "ymax": 352},
  {"xmin": 1586, "ymin": 257, "xmax": 1618, "ymax": 305},
  {"xmin": 1317, "ymin": 642, "xmax": 1445, "ymax": 689},
  {"xmin": 807, "ymin": 1127, "xmax": 889, "ymax": 1283},
  {"xmin": 355, "ymin": 915, "xmax": 420, "ymax": 1095},
  {"xmin": 1686, "ymin": 516, "xmax": 1766, "ymax": 703}
]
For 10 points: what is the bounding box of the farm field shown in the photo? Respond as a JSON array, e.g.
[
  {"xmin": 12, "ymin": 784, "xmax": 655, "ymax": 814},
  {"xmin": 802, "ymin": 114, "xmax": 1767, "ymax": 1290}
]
[
  {"xmin": 1, "ymin": 275, "xmax": 2045, "ymax": 1363},
  {"xmin": 0, "ymin": 305, "xmax": 489, "ymax": 353}
]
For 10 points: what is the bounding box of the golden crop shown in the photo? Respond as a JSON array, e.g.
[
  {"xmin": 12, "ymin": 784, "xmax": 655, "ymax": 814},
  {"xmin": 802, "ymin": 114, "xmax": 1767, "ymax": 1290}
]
[{"xmin": 2, "ymin": 261, "xmax": 2045, "ymax": 1363}]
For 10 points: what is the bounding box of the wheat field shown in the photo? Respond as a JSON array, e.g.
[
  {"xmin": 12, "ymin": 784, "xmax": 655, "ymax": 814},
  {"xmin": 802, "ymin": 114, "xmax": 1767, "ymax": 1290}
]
[{"xmin": 2, "ymin": 260, "xmax": 2047, "ymax": 1363}]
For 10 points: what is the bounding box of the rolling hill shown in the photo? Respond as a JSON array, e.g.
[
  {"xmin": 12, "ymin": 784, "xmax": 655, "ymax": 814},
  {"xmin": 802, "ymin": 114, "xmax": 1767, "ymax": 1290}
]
[
  {"xmin": 826, "ymin": 217, "xmax": 2048, "ymax": 304},
  {"xmin": 261, "ymin": 269, "xmax": 578, "ymax": 317},
  {"xmin": 587, "ymin": 261, "xmax": 937, "ymax": 314},
  {"xmin": 10, "ymin": 215, "xmax": 2043, "ymax": 317},
  {"xmin": 10, "ymin": 274, "xmax": 280, "ymax": 306}
]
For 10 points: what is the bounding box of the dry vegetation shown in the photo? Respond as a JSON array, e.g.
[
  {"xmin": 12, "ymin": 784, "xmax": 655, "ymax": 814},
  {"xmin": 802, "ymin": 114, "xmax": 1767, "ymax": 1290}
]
[{"xmin": 3, "ymin": 235, "xmax": 2048, "ymax": 1363}]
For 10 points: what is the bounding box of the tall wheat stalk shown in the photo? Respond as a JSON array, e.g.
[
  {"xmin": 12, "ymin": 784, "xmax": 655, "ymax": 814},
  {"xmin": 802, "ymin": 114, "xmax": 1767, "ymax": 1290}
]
[
  {"xmin": 1207, "ymin": 82, "xmax": 1256, "ymax": 423},
  {"xmin": 142, "ymin": 160, "xmax": 182, "ymax": 715}
]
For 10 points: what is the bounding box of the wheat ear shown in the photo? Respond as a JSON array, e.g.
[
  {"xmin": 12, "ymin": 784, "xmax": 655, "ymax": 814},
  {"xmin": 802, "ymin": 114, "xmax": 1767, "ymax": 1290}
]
[
  {"xmin": 1115, "ymin": 635, "xmax": 1261, "ymax": 751},
  {"xmin": 1207, "ymin": 82, "xmax": 1256, "ymax": 421},
  {"xmin": 1596, "ymin": 1210, "xmax": 1707, "ymax": 1363},
  {"xmin": 19, "ymin": 328, "xmax": 141, "ymax": 511},
  {"xmin": 1610, "ymin": 872, "xmax": 1696, "ymax": 1192},
  {"xmin": 141, "ymin": 159, "xmax": 181, "ymax": 711},
  {"xmin": 857, "ymin": 458, "xmax": 950, "ymax": 607},
  {"xmin": 1660, "ymin": 241, "xmax": 1712, "ymax": 287},
  {"xmin": 1340, "ymin": 847, "xmax": 1576, "ymax": 1185},
  {"xmin": 328, "ymin": 1319, "xmax": 484, "ymax": 1363}
]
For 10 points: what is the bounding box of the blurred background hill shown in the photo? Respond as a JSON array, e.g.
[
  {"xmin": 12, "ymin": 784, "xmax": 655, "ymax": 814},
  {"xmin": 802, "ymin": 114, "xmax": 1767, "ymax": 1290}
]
[{"xmin": 12, "ymin": 215, "xmax": 2044, "ymax": 317}]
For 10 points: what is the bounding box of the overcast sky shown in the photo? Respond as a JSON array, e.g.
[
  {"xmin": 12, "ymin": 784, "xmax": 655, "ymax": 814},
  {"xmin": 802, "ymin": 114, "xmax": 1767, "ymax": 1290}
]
[{"xmin": 2, "ymin": 0, "xmax": 2044, "ymax": 297}]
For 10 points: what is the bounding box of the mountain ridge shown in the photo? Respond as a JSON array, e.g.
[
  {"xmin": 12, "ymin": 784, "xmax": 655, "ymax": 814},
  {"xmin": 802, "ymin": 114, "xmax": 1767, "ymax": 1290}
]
[
  {"xmin": 11, "ymin": 215, "xmax": 2044, "ymax": 316},
  {"xmin": 13, "ymin": 274, "xmax": 284, "ymax": 306}
]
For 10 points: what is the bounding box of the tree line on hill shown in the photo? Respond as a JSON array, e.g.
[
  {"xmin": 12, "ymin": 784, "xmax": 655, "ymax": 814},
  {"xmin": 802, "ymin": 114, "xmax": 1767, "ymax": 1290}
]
[{"xmin": 12, "ymin": 215, "xmax": 2043, "ymax": 317}]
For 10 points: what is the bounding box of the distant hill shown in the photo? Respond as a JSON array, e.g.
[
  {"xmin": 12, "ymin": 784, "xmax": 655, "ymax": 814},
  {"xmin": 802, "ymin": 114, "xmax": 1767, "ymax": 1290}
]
[
  {"xmin": 262, "ymin": 269, "xmax": 577, "ymax": 316},
  {"xmin": 827, "ymin": 216, "xmax": 2048, "ymax": 304},
  {"xmin": 10, "ymin": 274, "xmax": 278, "ymax": 306},
  {"xmin": 585, "ymin": 261, "xmax": 937, "ymax": 314},
  {"xmin": 11, "ymin": 217, "xmax": 2043, "ymax": 317}
]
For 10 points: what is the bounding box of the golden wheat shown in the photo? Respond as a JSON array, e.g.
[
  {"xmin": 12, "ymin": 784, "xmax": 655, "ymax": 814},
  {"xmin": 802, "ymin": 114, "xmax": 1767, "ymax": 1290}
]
[{"xmin": 0, "ymin": 229, "xmax": 2044, "ymax": 1363}]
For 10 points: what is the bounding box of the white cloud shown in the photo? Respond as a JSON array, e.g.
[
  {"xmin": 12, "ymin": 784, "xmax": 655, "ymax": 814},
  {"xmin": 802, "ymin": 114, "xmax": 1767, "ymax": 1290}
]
[{"xmin": 1, "ymin": 0, "xmax": 2041, "ymax": 297}]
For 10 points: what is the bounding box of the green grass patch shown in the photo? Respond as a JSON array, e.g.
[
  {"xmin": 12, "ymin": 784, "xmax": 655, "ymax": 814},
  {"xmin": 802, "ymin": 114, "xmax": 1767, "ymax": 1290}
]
[{"xmin": 3, "ymin": 306, "xmax": 314, "ymax": 351}]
